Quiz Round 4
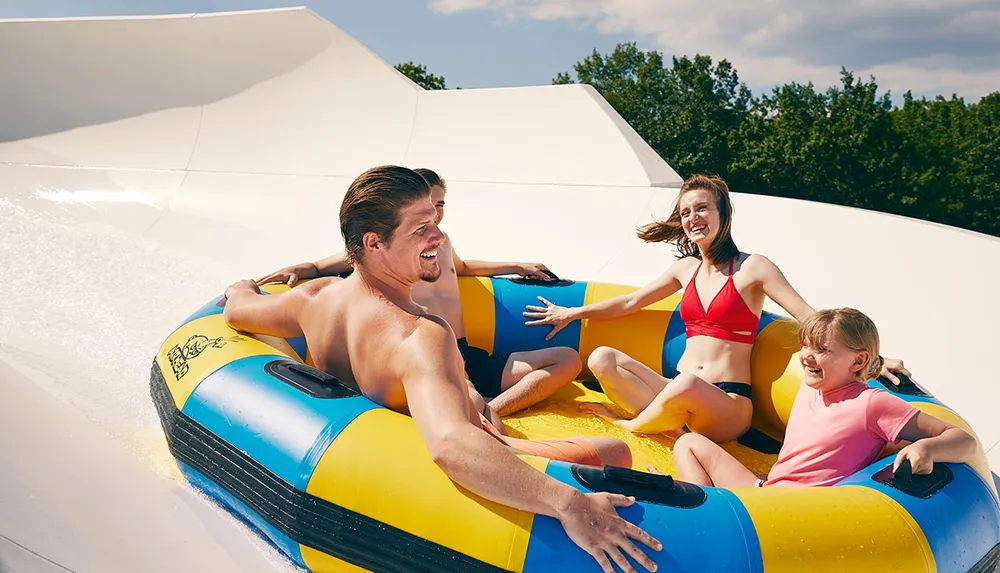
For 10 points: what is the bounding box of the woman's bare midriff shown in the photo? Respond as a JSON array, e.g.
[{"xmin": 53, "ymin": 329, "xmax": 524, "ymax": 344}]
[
  {"xmin": 674, "ymin": 336, "xmax": 755, "ymax": 440},
  {"xmin": 675, "ymin": 336, "xmax": 754, "ymax": 385}
]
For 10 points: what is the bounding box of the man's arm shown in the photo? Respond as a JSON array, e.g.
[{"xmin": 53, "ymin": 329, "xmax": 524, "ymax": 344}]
[
  {"xmin": 396, "ymin": 319, "xmax": 662, "ymax": 573},
  {"xmin": 257, "ymin": 251, "xmax": 353, "ymax": 287},
  {"xmin": 223, "ymin": 278, "xmax": 324, "ymax": 338}
]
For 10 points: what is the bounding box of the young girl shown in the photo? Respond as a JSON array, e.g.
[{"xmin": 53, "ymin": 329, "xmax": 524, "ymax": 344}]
[{"xmin": 673, "ymin": 308, "xmax": 976, "ymax": 487}]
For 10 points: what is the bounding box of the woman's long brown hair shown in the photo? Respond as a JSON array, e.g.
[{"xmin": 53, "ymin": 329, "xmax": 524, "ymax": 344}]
[{"xmin": 637, "ymin": 174, "xmax": 739, "ymax": 263}]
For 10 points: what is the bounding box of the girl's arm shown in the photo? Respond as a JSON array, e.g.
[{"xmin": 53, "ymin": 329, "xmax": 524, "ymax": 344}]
[{"xmin": 893, "ymin": 411, "xmax": 977, "ymax": 474}]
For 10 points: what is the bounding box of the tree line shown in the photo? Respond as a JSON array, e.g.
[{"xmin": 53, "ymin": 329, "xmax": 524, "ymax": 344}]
[{"xmin": 396, "ymin": 47, "xmax": 999, "ymax": 238}]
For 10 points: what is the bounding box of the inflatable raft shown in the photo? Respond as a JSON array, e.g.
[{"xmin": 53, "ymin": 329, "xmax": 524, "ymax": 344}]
[{"xmin": 150, "ymin": 275, "xmax": 1000, "ymax": 572}]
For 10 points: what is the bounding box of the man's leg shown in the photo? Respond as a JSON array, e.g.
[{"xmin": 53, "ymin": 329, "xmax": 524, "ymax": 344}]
[
  {"xmin": 486, "ymin": 347, "xmax": 582, "ymax": 417},
  {"xmin": 673, "ymin": 433, "xmax": 758, "ymax": 488},
  {"xmin": 580, "ymin": 436, "xmax": 632, "ymax": 467},
  {"xmin": 502, "ymin": 434, "xmax": 631, "ymax": 468}
]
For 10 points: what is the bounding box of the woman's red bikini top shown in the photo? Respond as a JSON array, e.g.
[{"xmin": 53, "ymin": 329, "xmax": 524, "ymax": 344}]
[{"xmin": 679, "ymin": 259, "xmax": 760, "ymax": 344}]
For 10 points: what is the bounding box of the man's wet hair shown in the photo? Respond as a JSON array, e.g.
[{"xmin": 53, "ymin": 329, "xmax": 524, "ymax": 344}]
[{"xmin": 340, "ymin": 166, "xmax": 431, "ymax": 265}]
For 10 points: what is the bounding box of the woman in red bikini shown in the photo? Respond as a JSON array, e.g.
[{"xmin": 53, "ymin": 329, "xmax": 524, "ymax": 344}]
[{"xmin": 523, "ymin": 174, "xmax": 908, "ymax": 442}]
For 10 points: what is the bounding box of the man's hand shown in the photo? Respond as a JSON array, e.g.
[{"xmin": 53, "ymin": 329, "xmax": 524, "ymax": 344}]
[
  {"xmin": 557, "ymin": 491, "xmax": 662, "ymax": 573},
  {"xmin": 880, "ymin": 357, "xmax": 913, "ymax": 386},
  {"xmin": 222, "ymin": 278, "xmax": 305, "ymax": 338},
  {"xmin": 257, "ymin": 263, "xmax": 319, "ymax": 287},
  {"xmin": 225, "ymin": 279, "xmax": 261, "ymax": 301}
]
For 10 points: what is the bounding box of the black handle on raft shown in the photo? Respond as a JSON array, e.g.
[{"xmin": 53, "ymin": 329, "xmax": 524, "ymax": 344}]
[
  {"xmin": 264, "ymin": 360, "xmax": 360, "ymax": 399},
  {"xmin": 875, "ymin": 371, "xmax": 929, "ymax": 397},
  {"xmin": 571, "ymin": 465, "xmax": 707, "ymax": 509},
  {"xmin": 507, "ymin": 269, "xmax": 576, "ymax": 287},
  {"xmin": 872, "ymin": 459, "xmax": 953, "ymax": 499}
]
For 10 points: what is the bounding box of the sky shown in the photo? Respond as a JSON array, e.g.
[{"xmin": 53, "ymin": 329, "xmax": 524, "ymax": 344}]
[{"xmin": 1, "ymin": 0, "xmax": 997, "ymax": 103}]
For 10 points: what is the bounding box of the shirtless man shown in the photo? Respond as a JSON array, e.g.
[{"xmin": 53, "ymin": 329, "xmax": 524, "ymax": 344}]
[
  {"xmin": 225, "ymin": 166, "xmax": 660, "ymax": 573},
  {"xmin": 257, "ymin": 168, "xmax": 582, "ymax": 419}
]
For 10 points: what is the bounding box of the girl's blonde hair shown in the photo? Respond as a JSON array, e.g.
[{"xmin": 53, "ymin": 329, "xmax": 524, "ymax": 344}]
[{"xmin": 799, "ymin": 308, "xmax": 885, "ymax": 380}]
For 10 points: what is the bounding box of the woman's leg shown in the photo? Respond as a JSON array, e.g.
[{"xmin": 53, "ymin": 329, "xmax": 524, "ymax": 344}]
[
  {"xmin": 618, "ymin": 374, "xmax": 752, "ymax": 442},
  {"xmin": 584, "ymin": 346, "xmax": 668, "ymax": 416},
  {"xmin": 673, "ymin": 433, "xmax": 759, "ymax": 488}
]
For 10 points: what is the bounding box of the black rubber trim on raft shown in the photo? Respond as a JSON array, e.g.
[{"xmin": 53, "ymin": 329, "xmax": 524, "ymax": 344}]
[
  {"xmin": 875, "ymin": 371, "xmax": 930, "ymax": 397},
  {"xmin": 506, "ymin": 270, "xmax": 576, "ymax": 287},
  {"xmin": 264, "ymin": 359, "xmax": 360, "ymax": 399},
  {"xmin": 871, "ymin": 459, "xmax": 953, "ymax": 499},
  {"xmin": 149, "ymin": 362, "xmax": 507, "ymax": 573},
  {"xmin": 968, "ymin": 541, "xmax": 1000, "ymax": 573},
  {"xmin": 571, "ymin": 465, "xmax": 707, "ymax": 509},
  {"xmin": 737, "ymin": 428, "xmax": 783, "ymax": 455}
]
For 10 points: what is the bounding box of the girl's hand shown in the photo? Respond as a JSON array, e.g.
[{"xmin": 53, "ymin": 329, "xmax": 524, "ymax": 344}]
[
  {"xmin": 880, "ymin": 357, "xmax": 913, "ymax": 386},
  {"xmin": 893, "ymin": 441, "xmax": 934, "ymax": 475}
]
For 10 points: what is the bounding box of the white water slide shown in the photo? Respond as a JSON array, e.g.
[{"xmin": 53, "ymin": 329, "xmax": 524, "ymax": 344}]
[{"xmin": 1, "ymin": 7, "xmax": 998, "ymax": 572}]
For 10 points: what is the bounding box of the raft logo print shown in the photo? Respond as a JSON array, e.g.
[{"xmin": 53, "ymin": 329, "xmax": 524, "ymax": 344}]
[{"xmin": 168, "ymin": 334, "xmax": 245, "ymax": 380}]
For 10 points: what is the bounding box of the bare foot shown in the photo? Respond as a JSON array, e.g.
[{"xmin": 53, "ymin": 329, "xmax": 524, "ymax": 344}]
[
  {"xmin": 579, "ymin": 402, "xmax": 623, "ymax": 422},
  {"xmin": 664, "ymin": 427, "xmax": 687, "ymax": 439}
]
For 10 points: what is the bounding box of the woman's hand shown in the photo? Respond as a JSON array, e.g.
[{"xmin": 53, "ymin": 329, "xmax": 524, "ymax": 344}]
[{"xmin": 523, "ymin": 296, "xmax": 576, "ymax": 340}]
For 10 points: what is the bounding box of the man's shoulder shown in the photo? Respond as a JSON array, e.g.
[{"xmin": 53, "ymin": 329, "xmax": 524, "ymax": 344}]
[
  {"xmin": 407, "ymin": 312, "xmax": 455, "ymax": 344},
  {"xmin": 300, "ymin": 276, "xmax": 346, "ymax": 295},
  {"xmin": 392, "ymin": 313, "xmax": 459, "ymax": 373}
]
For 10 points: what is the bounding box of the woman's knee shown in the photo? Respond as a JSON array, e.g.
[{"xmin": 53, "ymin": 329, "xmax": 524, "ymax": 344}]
[
  {"xmin": 587, "ymin": 346, "xmax": 620, "ymax": 377},
  {"xmin": 670, "ymin": 373, "xmax": 707, "ymax": 398}
]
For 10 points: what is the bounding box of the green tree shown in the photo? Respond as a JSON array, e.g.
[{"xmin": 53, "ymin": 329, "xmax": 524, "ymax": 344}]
[
  {"xmin": 555, "ymin": 44, "xmax": 751, "ymax": 179},
  {"xmin": 892, "ymin": 92, "xmax": 972, "ymax": 227},
  {"xmin": 395, "ymin": 61, "xmax": 447, "ymax": 90},
  {"xmin": 963, "ymin": 93, "xmax": 1000, "ymax": 234},
  {"xmin": 730, "ymin": 70, "xmax": 902, "ymax": 213}
]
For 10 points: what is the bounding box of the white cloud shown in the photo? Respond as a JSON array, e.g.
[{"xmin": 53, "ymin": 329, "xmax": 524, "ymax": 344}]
[{"xmin": 428, "ymin": 0, "xmax": 1000, "ymax": 100}]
